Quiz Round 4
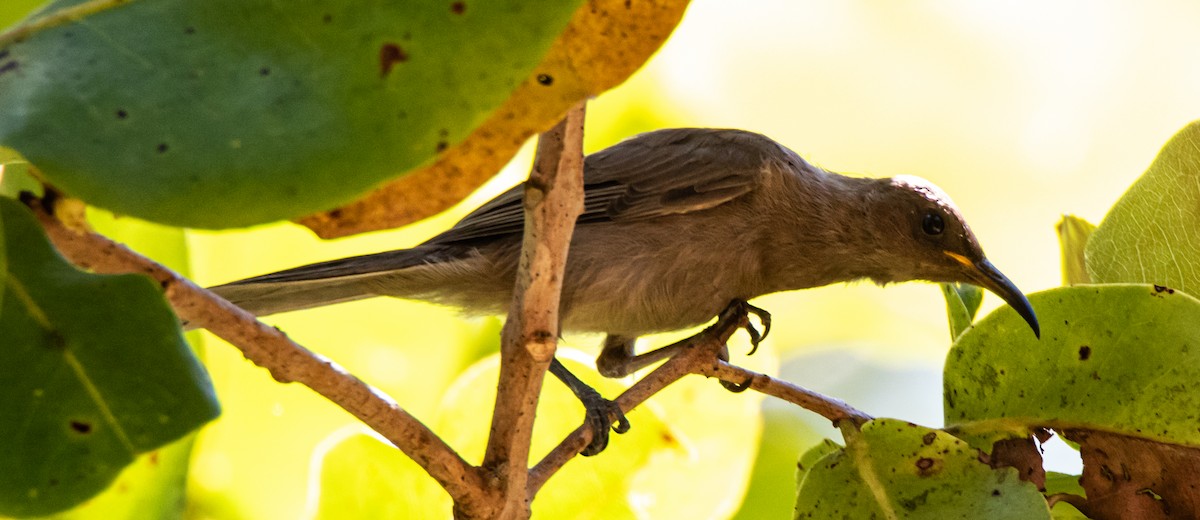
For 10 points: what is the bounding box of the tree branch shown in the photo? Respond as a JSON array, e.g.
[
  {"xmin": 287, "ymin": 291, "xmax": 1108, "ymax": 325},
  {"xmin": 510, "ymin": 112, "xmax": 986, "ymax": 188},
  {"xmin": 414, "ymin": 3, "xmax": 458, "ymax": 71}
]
[
  {"xmin": 22, "ymin": 195, "xmax": 486, "ymax": 507},
  {"xmin": 528, "ymin": 310, "xmax": 874, "ymax": 496},
  {"xmin": 696, "ymin": 361, "xmax": 871, "ymax": 425},
  {"xmin": 479, "ymin": 102, "xmax": 586, "ymax": 519}
]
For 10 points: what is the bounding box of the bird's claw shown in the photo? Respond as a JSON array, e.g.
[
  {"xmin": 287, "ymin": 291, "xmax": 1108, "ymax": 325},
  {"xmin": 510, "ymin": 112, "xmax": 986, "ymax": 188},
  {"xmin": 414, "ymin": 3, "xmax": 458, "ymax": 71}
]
[
  {"xmin": 579, "ymin": 392, "xmax": 630, "ymax": 457},
  {"xmin": 721, "ymin": 300, "xmax": 772, "ymax": 356},
  {"xmin": 721, "ymin": 375, "xmax": 754, "ymax": 393}
]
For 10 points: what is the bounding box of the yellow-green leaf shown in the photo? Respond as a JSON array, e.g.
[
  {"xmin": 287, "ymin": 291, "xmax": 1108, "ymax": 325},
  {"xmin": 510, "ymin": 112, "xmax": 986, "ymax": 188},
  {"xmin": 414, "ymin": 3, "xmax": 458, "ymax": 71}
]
[
  {"xmin": 945, "ymin": 285, "xmax": 1200, "ymax": 448},
  {"xmin": 1086, "ymin": 121, "xmax": 1200, "ymax": 290},
  {"xmin": 794, "ymin": 419, "xmax": 1049, "ymax": 519}
]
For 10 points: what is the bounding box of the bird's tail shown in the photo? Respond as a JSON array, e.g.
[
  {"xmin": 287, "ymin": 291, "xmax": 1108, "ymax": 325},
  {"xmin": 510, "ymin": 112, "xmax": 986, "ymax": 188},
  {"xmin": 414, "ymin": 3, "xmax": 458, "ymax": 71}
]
[{"xmin": 203, "ymin": 246, "xmax": 444, "ymax": 321}]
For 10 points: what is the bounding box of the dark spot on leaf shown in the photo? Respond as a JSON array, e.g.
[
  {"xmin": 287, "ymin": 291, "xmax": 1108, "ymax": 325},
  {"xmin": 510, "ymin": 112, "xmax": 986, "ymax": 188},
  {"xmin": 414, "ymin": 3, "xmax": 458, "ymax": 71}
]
[
  {"xmin": 661, "ymin": 430, "xmax": 676, "ymax": 445},
  {"xmin": 328, "ymin": 208, "xmax": 343, "ymax": 218},
  {"xmin": 116, "ymin": 109, "xmax": 128, "ymax": 119},
  {"xmin": 625, "ymin": 0, "xmax": 632, "ymax": 8},
  {"xmin": 402, "ymin": 32, "xmax": 412, "ymax": 41},
  {"xmin": 1153, "ymin": 284, "xmax": 1174, "ymax": 294},
  {"xmin": 915, "ymin": 457, "xmax": 934, "ymax": 471},
  {"xmin": 439, "ymin": 128, "xmax": 449, "ymax": 137},
  {"xmin": 149, "ymin": 452, "xmax": 159, "ymax": 465},
  {"xmin": 322, "ymin": 14, "xmax": 333, "ymax": 23},
  {"xmin": 259, "ymin": 67, "xmax": 271, "ymax": 76},
  {"xmin": 48, "ymin": 478, "xmax": 59, "ymax": 486},
  {"xmin": 156, "ymin": 143, "xmax": 169, "ymax": 153},
  {"xmin": 536, "ymin": 73, "xmax": 554, "ymax": 86},
  {"xmin": 922, "ymin": 432, "xmax": 937, "ymax": 445},
  {"xmin": 0, "ymin": 60, "xmax": 18, "ymax": 75},
  {"xmin": 62, "ymin": 31, "xmax": 73, "ymax": 38},
  {"xmin": 450, "ymin": 1, "xmax": 466, "ymax": 14},
  {"xmin": 992, "ymin": 489, "xmax": 1001, "ymax": 496},
  {"xmin": 1079, "ymin": 345, "xmax": 1091, "ymax": 360},
  {"xmin": 379, "ymin": 43, "xmax": 408, "ymax": 78},
  {"xmin": 69, "ymin": 421, "xmax": 92, "ymax": 434},
  {"xmin": 398, "ymin": 110, "xmax": 407, "ymax": 119},
  {"xmin": 44, "ymin": 331, "xmax": 67, "ymax": 351},
  {"xmin": 184, "ymin": 26, "xmax": 195, "ymax": 35},
  {"xmin": 0, "ymin": 50, "xmax": 9, "ymax": 60},
  {"xmin": 436, "ymin": 140, "xmax": 449, "ymax": 152}
]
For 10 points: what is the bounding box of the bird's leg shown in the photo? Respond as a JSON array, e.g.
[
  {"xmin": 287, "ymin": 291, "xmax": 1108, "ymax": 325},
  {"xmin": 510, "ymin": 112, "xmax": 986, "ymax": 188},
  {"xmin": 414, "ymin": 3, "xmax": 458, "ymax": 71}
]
[
  {"xmin": 594, "ymin": 299, "xmax": 772, "ymax": 378},
  {"xmin": 549, "ymin": 358, "xmax": 631, "ymax": 457}
]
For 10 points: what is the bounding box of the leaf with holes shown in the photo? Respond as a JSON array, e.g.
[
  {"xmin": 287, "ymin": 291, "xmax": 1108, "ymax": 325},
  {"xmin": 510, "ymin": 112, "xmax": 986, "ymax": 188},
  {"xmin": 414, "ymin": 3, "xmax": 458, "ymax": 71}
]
[
  {"xmin": 1086, "ymin": 121, "xmax": 1200, "ymax": 290},
  {"xmin": 945, "ymin": 284, "xmax": 1200, "ymax": 448},
  {"xmin": 0, "ymin": 197, "xmax": 218, "ymax": 517},
  {"xmin": 0, "ymin": 0, "xmax": 582, "ymax": 228},
  {"xmin": 793, "ymin": 419, "xmax": 1049, "ymax": 519}
]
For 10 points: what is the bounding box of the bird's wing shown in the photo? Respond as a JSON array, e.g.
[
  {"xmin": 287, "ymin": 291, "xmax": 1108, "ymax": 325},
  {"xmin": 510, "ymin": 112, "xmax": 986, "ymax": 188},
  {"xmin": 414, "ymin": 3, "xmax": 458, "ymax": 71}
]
[{"xmin": 432, "ymin": 128, "xmax": 787, "ymax": 244}]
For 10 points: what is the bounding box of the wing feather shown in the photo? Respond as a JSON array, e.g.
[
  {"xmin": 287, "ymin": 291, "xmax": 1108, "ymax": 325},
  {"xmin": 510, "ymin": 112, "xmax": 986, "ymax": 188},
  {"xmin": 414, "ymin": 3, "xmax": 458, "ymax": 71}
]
[{"xmin": 432, "ymin": 128, "xmax": 786, "ymax": 244}]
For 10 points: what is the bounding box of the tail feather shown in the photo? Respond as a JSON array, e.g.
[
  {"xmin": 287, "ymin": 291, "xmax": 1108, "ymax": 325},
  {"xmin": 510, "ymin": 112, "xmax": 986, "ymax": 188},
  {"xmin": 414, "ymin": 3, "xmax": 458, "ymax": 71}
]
[
  {"xmin": 206, "ymin": 246, "xmax": 444, "ymax": 319},
  {"xmin": 209, "ymin": 276, "xmax": 378, "ymax": 318}
]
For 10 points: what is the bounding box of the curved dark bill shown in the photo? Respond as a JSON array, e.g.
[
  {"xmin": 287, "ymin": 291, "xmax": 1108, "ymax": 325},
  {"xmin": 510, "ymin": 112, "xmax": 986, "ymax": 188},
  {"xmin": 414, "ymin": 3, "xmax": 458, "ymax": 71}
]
[{"xmin": 971, "ymin": 259, "xmax": 1040, "ymax": 338}]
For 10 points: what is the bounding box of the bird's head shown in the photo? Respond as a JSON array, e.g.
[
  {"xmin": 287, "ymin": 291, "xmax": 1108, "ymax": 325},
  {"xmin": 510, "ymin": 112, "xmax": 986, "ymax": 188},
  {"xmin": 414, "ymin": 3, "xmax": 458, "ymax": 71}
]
[{"xmin": 866, "ymin": 175, "xmax": 1039, "ymax": 337}]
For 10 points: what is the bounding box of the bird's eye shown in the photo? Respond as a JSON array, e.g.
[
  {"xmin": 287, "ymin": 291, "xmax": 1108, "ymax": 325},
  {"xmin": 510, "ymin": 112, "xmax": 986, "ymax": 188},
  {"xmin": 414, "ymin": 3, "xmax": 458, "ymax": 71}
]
[{"xmin": 921, "ymin": 212, "xmax": 945, "ymax": 236}]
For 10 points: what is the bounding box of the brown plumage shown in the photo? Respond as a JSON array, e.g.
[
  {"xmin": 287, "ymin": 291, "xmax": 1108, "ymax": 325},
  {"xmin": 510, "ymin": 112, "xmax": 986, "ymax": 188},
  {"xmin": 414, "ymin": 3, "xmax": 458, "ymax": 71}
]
[{"xmin": 208, "ymin": 128, "xmax": 1039, "ymax": 454}]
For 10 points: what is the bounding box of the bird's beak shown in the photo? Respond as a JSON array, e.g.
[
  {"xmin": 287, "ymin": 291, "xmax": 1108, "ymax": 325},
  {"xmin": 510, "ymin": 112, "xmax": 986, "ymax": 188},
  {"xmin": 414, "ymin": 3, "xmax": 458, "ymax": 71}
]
[{"xmin": 945, "ymin": 252, "xmax": 1040, "ymax": 338}]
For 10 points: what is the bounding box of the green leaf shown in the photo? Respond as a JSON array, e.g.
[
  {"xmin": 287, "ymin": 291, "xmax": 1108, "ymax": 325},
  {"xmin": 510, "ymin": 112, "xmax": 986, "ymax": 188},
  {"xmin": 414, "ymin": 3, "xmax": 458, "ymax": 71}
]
[
  {"xmin": 941, "ymin": 282, "xmax": 983, "ymax": 340},
  {"xmin": 944, "ymin": 284, "xmax": 1200, "ymax": 447},
  {"xmin": 793, "ymin": 419, "xmax": 1050, "ymax": 519},
  {"xmin": 1086, "ymin": 121, "xmax": 1200, "ymax": 290},
  {"xmin": 0, "ymin": 0, "xmax": 583, "ymax": 228},
  {"xmin": 311, "ymin": 430, "xmax": 446, "ymax": 520},
  {"xmin": 0, "ymin": 197, "xmax": 219, "ymax": 516},
  {"xmin": 0, "ymin": 160, "xmax": 40, "ymax": 200},
  {"xmin": 795, "ymin": 438, "xmax": 841, "ymax": 485},
  {"xmin": 1056, "ymin": 215, "xmax": 1094, "ymax": 285},
  {"xmin": 20, "ymin": 435, "xmax": 199, "ymax": 520}
]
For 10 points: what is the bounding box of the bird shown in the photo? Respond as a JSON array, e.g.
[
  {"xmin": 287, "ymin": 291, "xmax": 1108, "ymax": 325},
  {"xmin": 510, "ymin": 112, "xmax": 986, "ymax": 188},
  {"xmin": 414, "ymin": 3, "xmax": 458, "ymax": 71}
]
[{"xmin": 206, "ymin": 127, "xmax": 1040, "ymax": 455}]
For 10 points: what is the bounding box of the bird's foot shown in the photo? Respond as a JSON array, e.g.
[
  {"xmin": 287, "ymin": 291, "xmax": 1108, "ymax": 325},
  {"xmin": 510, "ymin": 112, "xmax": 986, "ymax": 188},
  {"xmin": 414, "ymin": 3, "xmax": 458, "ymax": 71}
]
[
  {"xmin": 713, "ymin": 300, "xmax": 771, "ymax": 392},
  {"xmin": 716, "ymin": 300, "xmax": 772, "ymax": 356},
  {"xmin": 577, "ymin": 388, "xmax": 631, "ymax": 457}
]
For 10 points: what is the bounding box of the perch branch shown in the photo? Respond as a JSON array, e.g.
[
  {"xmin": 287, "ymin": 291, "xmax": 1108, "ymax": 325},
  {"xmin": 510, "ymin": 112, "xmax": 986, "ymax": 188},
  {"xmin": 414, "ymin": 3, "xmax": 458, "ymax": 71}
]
[
  {"xmin": 528, "ymin": 305, "xmax": 751, "ymax": 495},
  {"xmin": 22, "ymin": 195, "xmax": 486, "ymax": 506},
  {"xmin": 528, "ymin": 310, "xmax": 874, "ymax": 496},
  {"xmin": 479, "ymin": 102, "xmax": 587, "ymax": 518},
  {"xmin": 697, "ymin": 361, "xmax": 871, "ymax": 425}
]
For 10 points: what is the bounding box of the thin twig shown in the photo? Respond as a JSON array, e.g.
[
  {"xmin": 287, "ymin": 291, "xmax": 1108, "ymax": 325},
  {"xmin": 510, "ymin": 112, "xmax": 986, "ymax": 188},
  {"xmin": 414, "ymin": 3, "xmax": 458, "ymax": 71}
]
[
  {"xmin": 528, "ymin": 312, "xmax": 874, "ymax": 496},
  {"xmin": 23, "ymin": 196, "xmax": 486, "ymax": 506},
  {"xmin": 528, "ymin": 309, "xmax": 747, "ymax": 495},
  {"xmin": 479, "ymin": 102, "xmax": 587, "ymax": 519},
  {"xmin": 0, "ymin": 0, "xmax": 137, "ymax": 48},
  {"xmin": 697, "ymin": 361, "xmax": 872, "ymax": 425}
]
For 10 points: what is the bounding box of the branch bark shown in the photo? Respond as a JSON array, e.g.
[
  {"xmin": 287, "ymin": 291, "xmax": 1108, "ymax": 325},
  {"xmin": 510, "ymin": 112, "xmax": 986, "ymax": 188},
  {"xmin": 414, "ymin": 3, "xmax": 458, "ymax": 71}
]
[
  {"xmin": 478, "ymin": 102, "xmax": 586, "ymax": 519},
  {"xmin": 22, "ymin": 195, "xmax": 487, "ymax": 507},
  {"xmin": 528, "ymin": 310, "xmax": 874, "ymax": 496}
]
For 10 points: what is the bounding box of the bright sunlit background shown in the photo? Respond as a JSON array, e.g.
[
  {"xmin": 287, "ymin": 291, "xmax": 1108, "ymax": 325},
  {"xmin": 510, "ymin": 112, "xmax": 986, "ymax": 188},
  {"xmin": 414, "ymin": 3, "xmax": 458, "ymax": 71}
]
[{"xmin": 18, "ymin": 1, "xmax": 1197, "ymax": 518}]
